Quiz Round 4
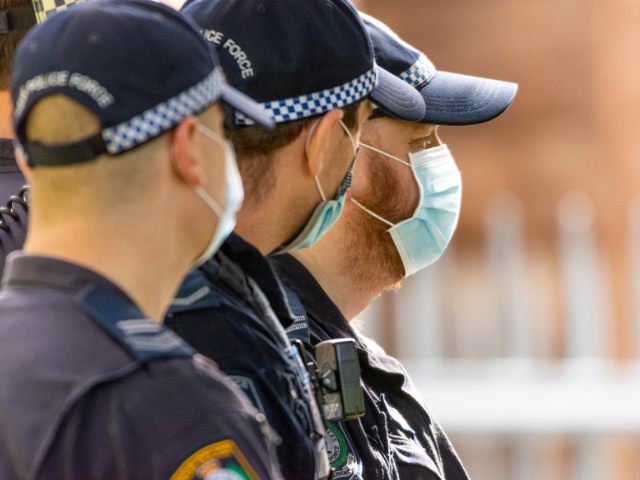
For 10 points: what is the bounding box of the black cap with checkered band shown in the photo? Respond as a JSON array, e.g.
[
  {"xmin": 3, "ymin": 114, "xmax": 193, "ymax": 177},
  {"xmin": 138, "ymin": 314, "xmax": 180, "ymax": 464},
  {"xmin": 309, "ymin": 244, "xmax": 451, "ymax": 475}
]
[
  {"xmin": 10, "ymin": 0, "xmax": 275, "ymax": 167},
  {"xmin": 181, "ymin": 0, "xmax": 425, "ymax": 126},
  {"xmin": 361, "ymin": 13, "xmax": 518, "ymax": 126}
]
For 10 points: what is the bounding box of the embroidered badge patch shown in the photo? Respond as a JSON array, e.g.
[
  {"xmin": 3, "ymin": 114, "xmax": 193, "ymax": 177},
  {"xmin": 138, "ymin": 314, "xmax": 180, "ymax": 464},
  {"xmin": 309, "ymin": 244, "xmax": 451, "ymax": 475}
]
[
  {"xmin": 326, "ymin": 422, "xmax": 348, "ymax": 466},
  {"xmin": 171, "ymin": 440, "xmax": 258, "ymax": 480},
  {"xmin": 325, "ymin": 422, "xmax": 363, "ymax": 480}
]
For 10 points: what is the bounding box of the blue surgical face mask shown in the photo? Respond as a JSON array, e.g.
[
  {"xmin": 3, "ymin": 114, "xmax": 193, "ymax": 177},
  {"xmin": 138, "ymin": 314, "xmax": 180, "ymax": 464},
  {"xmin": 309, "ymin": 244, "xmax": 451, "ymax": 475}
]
[
  {"xmin": 272, "ymin": 119, "xmax": 358, "ymax": 255},
  {"xmin": 190, "ymin": 123, "xmax": 244, "ymax": 269},
  {"xmin": 352, "ymin": 143, "xmax": 462, "ymax": 276}
]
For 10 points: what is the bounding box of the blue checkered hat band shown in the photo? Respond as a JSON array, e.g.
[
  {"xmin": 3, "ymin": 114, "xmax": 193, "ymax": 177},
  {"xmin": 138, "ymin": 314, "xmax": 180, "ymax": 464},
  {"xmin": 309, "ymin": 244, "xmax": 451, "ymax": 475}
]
[
  {"xmin": 33, "ymin": 0, "xmax": 89, "ymax": 24},
  {"xmin": 102, "ymin": 67, "xmax": 226, "ymax": 154},
  {"xmin": 234, "ymin": 67, "xmax": 377, "ymax": 125},
  {"xmin": 399, "ymin": 54, "xmax": 436, "ymax": 89}
]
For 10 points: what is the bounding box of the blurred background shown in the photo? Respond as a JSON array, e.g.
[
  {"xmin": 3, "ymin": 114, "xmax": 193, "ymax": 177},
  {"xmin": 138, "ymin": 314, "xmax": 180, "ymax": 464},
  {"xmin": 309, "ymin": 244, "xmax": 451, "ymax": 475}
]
[{"xmin": 352, "ymin": 0, "xmax": 640, "ymax": 479}]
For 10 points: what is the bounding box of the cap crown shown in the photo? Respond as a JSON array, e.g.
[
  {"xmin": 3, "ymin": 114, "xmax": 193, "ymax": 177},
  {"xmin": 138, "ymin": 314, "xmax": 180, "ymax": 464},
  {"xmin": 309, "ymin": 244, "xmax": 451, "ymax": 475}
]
[
  {"xmin": 361, "ymin": 13, "xmax": 436, "ymax": 89},
  {"xmin": 12, "ymin": 0, "xmax": 221, "ymax": 148},
  {"xmin": 183, "ymin": 0, "xmax": 375, "ymax": 122}
]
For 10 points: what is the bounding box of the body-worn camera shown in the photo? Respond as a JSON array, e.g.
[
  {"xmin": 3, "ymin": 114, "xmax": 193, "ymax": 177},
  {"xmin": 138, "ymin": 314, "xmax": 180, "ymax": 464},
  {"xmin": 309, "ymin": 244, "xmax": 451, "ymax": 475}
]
[
  {"xmin": 315, "ymin": 339, "xmax": 365, "ymax": 421},
  {"xmin": 291, "ymin": 338, "xmax": 365, "ymax": 423}
]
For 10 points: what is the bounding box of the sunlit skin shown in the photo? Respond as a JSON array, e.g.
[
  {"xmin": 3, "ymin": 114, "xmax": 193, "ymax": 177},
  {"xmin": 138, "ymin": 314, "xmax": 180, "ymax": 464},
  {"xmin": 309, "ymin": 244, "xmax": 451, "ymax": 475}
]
[
  {"xmin": 20, "ymin": 103, "xmax": 229, "ymax": 321},
  {"xmin": 0, "ymin": 90, "xmax": 13, "ymax": 138},
  {"xmin": 292, "ymin": 117, "xmax": 442, "ymax": 321},
  {"xmin": 235, "ymin": 101, "xmax": 373, "ymax": 255},
  {"xmin": 351, "ymin": 118, "xmax": 440, "ymax": 217}
]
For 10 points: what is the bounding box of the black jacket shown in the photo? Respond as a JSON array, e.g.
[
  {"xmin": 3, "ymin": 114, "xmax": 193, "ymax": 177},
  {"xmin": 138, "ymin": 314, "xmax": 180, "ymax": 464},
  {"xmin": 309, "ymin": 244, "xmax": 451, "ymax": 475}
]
[
  {"xmin": 270, "ymin": 253, "xmax": 470, "ymax": 480},
  {"xmin": 166, "ymin": 233, "xmax": 323, "ymax": 480},
  {"xmin": 0, "ymin": 254, "xmax": 281, "ymax": 480}
]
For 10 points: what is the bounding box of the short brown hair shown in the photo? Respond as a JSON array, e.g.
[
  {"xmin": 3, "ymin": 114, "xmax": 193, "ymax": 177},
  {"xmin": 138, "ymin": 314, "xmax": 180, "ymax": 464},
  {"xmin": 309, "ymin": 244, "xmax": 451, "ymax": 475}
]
[
  {"xmin": 225, "ymin": 101, "xmax": 363, "ymax": 204},
  {"xmin": 0, "ymin": 0, "xmax": 32, "ymax": 90},
  {"xmin": 26, "ymin": 95, "xmax": 167, "ymax": 219}
]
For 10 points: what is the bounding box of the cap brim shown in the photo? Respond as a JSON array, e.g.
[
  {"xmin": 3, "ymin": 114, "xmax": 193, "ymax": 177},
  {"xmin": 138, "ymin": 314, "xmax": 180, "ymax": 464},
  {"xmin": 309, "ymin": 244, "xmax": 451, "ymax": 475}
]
[
  {"xmin": 221, "ymin": 86, "xmax": 276, "ymax": 130},
  {"xmin": 369, "ymin": 66, "xmax": 426, "ymax": 122},
  {"xmin": 418, "ymin": 71, "xmax": 518, "ymax": 126}
]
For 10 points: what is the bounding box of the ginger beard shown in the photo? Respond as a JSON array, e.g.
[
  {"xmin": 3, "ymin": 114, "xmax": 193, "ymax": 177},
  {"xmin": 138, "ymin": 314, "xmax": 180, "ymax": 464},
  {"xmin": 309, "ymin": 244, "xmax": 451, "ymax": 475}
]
[{"xmin": 341, "ymin": 149, "xmax": 416, "ymax": 294}]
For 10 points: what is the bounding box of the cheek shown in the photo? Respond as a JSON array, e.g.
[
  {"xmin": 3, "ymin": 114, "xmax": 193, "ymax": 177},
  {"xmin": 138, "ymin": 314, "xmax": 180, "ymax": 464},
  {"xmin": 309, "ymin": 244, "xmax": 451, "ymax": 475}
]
[
  {"xmin": 350, "ymin": 153, "xmax": 371, "ymax": 198},
  {"xmin": 385, "ymin": 160, "xmax": 420, "ymax": 211},
  {"xmin": 402, "ymin": 167, "xmax": 421, "ymax": 210}
]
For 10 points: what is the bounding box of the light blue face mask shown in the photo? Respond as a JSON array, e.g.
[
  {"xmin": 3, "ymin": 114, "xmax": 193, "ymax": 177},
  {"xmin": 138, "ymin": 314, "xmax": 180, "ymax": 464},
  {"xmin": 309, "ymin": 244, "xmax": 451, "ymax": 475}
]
[
  {"xmin": 190, "ymin": 123, "xmax": 244, "ymax": 269},
  {"xmin": 352, "ymin": 143, "xmax": 462, "ymax": 276},
  {"xmin": 272, "ymin": 119, "xmax": 358, "ymax": 255}
]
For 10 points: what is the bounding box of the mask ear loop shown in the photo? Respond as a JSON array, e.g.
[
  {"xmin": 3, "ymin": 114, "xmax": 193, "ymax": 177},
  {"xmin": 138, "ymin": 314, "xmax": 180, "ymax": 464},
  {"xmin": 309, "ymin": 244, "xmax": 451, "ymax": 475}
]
[
  {"xmin": 351, "ymin": 142, "xmax": 411, "ymax": 228},
  {"xmin": 306, "ymin": 117, "xmax": 358, "ymax": 203},
  {"xmin": 197, "ymin": 123, "xmax": 227, "ymax": 151},
  {"xmin": 305, "ymin": 118, "xmax": 328, "ymax": 202},
  {"xmin": 360, "ymin": 143, "xmax": 411, "ymax": 166},
  {"xmin": 339, "ymin": 119, "xmax": 357, "ymax": 156},
  {"xmin": 190, "ymin": 122, "xmax": 226, "ymax": 219},
  {"xmin": 350, "ymin": 198, "xmax": 395, "ymax": 228}
]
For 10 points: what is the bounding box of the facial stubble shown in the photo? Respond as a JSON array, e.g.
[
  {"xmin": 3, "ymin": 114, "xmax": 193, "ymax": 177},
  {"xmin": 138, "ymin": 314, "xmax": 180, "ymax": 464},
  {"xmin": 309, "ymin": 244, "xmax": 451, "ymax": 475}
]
[{"xmin": 341, "ymin": 151, "xmax": 416, "ymax": 294}]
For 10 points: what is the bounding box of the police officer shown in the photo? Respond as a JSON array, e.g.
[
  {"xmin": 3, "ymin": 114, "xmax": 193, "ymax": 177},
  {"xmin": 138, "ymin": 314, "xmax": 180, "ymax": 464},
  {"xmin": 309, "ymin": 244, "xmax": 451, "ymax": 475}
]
[
  {"xmin": 0, "ymin": 1, "xmax": 282, "ymax": 478},
  {"xmin": 0, "ymin": 0, "xmax": 96, "ymax": 273},
  {"xmin": 0, "ymin": 0, "xmax": 36, "ymax": 272},
  {"xmin": 164, "ymin": 1, "xmax": 425, "ymax": 479},
  {"xmin": 269, "ymin": 15, "xmax": 518, "ymax": 480}
]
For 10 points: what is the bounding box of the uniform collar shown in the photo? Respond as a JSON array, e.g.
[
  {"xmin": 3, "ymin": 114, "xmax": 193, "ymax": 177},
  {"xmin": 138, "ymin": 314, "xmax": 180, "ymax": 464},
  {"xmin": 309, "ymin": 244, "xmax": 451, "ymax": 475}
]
[
  {"xmin": 268, "ymin": 253, "xmax": 366, "ymax": 349},
  {"xmin": 270, "ymin": 253, "xmax": 435, "ymax": 416},
  {"xmin": 220, "ymin": 233, "xmax": 296, "ymax": 328},
  {"xmin": 2, "ymin": 253, "xmax": 193, "ymax": 362},
  {"xmin": 2, "ymin": 252, "xmax": 130, "ymax": 300}
]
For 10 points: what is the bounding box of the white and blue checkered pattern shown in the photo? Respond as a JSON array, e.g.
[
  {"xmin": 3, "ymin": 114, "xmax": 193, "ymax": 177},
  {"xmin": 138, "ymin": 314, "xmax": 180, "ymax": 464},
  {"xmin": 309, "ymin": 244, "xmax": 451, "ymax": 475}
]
[
  {"xmin": 102, "ymin": 67, "xmax": 226, "ymax": 154},
  {"xmin": 235, "ymin": 67, "xmax": 377, "ymax": 125},
  {"xmin": 399, "ymin": 54, "xmax": 436, "ymax": 89}
]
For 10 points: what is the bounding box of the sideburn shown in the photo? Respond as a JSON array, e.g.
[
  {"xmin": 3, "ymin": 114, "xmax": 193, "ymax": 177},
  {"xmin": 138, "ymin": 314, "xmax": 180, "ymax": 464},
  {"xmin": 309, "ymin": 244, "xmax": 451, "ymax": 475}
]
[{"xmin": 236, "ymin": 152, "xmax": 277, "ymax": 207}]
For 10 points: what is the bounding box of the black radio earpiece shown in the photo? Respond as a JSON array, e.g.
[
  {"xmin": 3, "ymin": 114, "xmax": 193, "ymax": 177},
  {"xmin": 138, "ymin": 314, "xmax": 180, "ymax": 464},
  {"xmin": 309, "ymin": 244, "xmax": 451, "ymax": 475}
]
[{"xmin": 0, "ymin": 185, "xmax": 29, "ymax": 236}]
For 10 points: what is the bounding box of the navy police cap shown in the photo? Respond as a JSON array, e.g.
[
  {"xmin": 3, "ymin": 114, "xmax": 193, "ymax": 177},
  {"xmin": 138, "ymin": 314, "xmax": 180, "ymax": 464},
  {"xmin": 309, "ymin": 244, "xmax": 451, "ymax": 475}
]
[
  {"xmin": 182, "ymin": 0, "xmax": 425, "ymax": 126},
  {"xmin": 11, "ymin": 0, "xmax": 274, "ymax": 167},
  {"xmin": 362, "ymin": 13, "xmax": 518, "ymax": 126}
]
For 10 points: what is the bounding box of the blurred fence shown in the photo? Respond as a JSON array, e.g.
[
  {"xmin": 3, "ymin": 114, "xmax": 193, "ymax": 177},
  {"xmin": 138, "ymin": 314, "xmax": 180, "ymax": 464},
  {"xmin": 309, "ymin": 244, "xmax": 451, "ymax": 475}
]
[{"xmin": 358, "ymin": 190, "xmax": 640, "ymax": 480}]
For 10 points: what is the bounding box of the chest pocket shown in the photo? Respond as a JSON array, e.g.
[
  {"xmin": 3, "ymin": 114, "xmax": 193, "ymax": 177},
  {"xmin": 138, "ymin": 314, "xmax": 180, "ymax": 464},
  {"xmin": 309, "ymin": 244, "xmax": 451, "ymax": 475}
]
[{"xmin": 381, "ymin": 395, "xmax": 443, "ymax": 480}]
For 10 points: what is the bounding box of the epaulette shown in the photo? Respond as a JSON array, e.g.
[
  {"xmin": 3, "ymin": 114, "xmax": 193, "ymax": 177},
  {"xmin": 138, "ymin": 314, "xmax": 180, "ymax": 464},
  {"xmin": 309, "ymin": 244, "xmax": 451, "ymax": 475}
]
[
  {"xmin": 167, "ymin": 267, "xmax": 221, "ymax": 315},
  {"xmin": 78, "ymin": 287, "xmax": 195, "ymax": 362}
]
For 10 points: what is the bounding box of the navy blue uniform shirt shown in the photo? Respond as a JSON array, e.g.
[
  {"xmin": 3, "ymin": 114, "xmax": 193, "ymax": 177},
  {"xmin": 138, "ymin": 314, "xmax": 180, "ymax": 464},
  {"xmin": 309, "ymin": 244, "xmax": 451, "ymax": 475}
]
[
  {"xmin": 166, "ymin": 234, "xmax": 320, "ymax": 480},
  {"xmin": 0, "ymin": 254, "xmax": 282, "ymax": 480},
  {"xmin": 269, "ymin": 254, "xmax": 471, "ymax": 480},
  {"xmin": 0, "ymin": 138, "xmax": 28, "ymax": 274}
]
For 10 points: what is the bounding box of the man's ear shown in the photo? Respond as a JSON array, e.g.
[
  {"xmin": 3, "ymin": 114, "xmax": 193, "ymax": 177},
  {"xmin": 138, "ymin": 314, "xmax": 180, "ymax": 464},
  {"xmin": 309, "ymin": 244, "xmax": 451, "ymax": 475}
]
[
  {"xmin": 306, "ymin": 108, "xmax": 344, "ymax": 177},
  {"xmin": 171, "ymin": 115, "xmax": 204, "ymax": 187}
]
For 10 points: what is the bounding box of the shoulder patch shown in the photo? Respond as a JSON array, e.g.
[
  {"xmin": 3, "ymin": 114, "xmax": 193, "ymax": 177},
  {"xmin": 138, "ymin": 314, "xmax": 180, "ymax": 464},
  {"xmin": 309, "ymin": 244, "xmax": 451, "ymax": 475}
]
[
  {"xmin": 169, "ymin": 269, "xmax": 220, "ymax": 314},
  {"xmin": 325, "ymin": 421, "xmax": 363, "ymax": 480},
  {"xmin": 78, "ymin": 287, "xmax": 195, "ymax": 362},
  {"xmin": 171, "ymin": 440, "xmax": 259, "ymax": 480}
]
